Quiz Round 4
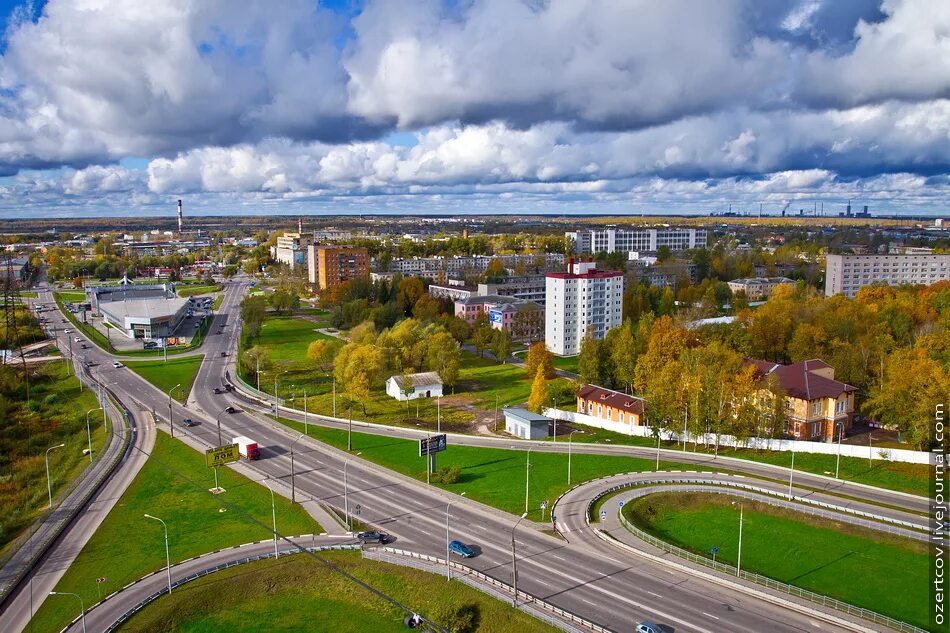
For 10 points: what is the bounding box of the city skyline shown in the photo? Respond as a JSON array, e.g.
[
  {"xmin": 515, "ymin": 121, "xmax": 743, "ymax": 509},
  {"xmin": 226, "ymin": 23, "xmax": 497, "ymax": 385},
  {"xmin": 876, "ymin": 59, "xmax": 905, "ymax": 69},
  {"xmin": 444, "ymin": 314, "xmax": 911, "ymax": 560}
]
[{"xmin": 0, "ymin": 0, "xmax": 945, "ymax": 217}]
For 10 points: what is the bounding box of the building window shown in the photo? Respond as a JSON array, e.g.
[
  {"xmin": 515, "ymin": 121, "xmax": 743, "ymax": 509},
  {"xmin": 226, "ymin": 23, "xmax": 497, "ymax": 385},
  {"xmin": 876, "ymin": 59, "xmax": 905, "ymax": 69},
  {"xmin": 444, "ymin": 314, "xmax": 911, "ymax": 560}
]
[{"xmin": 812, "ymin": 401, "xmax": 821, "ymax": 416}]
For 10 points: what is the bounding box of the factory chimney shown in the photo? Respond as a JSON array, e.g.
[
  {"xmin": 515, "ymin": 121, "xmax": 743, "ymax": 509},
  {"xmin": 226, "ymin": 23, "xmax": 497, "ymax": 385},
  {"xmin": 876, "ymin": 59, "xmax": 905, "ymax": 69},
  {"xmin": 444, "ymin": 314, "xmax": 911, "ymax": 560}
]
[
  {"xmin": 298, "ymin": 217, "xmax": 303, "ymax": 234},
  {"xmin": 177, "ymin": 199, "xmax": 183, "ymax": 234}
]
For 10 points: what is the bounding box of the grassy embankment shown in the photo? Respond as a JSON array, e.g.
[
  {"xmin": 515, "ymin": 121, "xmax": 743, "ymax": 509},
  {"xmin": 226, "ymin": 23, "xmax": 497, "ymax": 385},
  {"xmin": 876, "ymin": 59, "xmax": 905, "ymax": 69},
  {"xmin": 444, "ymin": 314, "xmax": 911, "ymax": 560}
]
[
  {"xmin": 623, "ymin": 491, "xmax": 929, "ymax": 630},
  {"xmin": 31, "ymin": 432, "xmax": 322, "ymax": 633},
  {"xmin": 119, "ymin": 551, "xmax": 559, "ymax": 633},
  {"xmin": 0, "ymin": 361, "xmax": 108, "ymax": 556},
  {"xmin": 125, "ymin": 355, "xmax": 205, "ymax": 403},
  {"xmin": 176, "ymin": 284, "xmax": 223, "ymax": 298}
]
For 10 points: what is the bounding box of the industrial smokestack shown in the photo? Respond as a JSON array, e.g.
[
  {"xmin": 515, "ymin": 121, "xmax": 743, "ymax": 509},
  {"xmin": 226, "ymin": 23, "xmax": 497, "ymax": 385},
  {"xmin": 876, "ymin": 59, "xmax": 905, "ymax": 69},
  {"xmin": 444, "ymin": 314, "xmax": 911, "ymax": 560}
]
[
  {"xmin": 298, "ymin": 217, "xmax": 303, "ymax": 234},
  {"xmin": 177, "ymin": 199, "xmax": 183, "ymax": 234}
]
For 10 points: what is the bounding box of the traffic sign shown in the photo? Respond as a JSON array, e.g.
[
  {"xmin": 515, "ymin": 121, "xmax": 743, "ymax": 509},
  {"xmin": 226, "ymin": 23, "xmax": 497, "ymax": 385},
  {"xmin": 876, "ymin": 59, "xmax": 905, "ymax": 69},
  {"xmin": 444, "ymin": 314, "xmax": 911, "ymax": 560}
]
[
  {"xmin": 710, "ymin": 546, "xmax": 719, "ymax": 554},
  {"xmin": 96, "ymin": 577, "xmax": 106, "ymax": 583},
  {"xmin": 205, "ymin": 444, "xmax": 239, "ymax": 468},
  {"xmin": 618, "ymin": 500, "xmax": 625, "ymax": 508},
  {"xmin": 600, "ymin": 511, "xmax": 607, "ymax": 520},
  {"xmin": 540, "ymin": 500, "xmax": 547, "ymax": 510},
  {"xmin": 419, "ymin": 434, "xmax": 447, "ymax": 457}
]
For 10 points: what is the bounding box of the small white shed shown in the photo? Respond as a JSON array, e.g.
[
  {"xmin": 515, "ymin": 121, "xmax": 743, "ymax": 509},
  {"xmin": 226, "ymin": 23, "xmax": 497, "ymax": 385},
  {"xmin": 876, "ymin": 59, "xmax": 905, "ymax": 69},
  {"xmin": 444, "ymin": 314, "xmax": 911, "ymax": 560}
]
[
  {"xmin": 503, "ymin": 408, "xmax": 550, "ymax": 440},
  {"xmin": 386, "ymin": 372, "xmax": 444, "ymax": 401}
]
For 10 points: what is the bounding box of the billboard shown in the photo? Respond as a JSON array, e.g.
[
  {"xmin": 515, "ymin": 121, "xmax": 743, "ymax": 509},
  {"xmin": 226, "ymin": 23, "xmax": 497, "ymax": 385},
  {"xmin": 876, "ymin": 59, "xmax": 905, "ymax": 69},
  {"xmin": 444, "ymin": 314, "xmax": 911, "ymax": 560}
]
[
  {"xmin": 206, "ymin": 444, "xmax": 239, "ymax": 468},
  {"xmin": 419, "ymin": 434, "xmax": 447, "ymax": 457},
  {"xmin": 488, "ymin": 309, "xmax": 502, "ymax": 324}
]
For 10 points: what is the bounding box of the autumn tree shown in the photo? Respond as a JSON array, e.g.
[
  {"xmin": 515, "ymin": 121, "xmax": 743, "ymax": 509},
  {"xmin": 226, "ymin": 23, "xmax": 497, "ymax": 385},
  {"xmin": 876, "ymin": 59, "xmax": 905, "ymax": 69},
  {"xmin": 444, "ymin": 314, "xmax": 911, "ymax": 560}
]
[
  {"xmin": 491, "ymin": 329, "xmax": 513, "ymax": 364},
  {"xmin": 472, "ymin": 324, "xmax": 494, "ymax": 357},
  {"xmin": 334, "ymin": 343, "xmax": 386, "ymax": 415},
  {"xmin": 524, "ymin": 342, "xmax": 555, "ymax": 380},
  {"xmin": 307, "ymin": 339, "xmax": 341, "ymax": 375},
  {"xmin": 427, "ymin": 330, "xmax": 461, "ymax": 387},
  {"xmin": 527, "ymin": 366, "xmax": 548, "ymax": 414}
]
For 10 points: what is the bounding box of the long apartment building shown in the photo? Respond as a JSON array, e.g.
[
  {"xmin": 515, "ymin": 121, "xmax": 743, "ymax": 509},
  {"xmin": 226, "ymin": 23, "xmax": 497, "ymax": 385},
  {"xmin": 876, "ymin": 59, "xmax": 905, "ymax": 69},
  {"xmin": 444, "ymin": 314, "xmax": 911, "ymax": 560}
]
[
  {"xmin": 567, "ymin": 227, "xmax": 706, "ymax": 254},
  {"xmin": 545, "ymin": 259, "xmax": 624, "ymax": 356},
  {"xmin": 386, "ymin": 253, "xmax": 564, "ymax": 277},
  {"xmin": 307, "ymin": 245, "xmax": 369, "ymax": 291},
  {"xmin": 824, "ymin": 253, "xmax": 950, "ymax": 297}
]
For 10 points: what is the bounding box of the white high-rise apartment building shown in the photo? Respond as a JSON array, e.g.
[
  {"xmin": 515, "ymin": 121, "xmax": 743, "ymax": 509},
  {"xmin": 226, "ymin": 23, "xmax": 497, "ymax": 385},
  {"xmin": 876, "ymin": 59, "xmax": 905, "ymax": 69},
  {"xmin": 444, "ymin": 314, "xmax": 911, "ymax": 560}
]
[
  {"xmin": 545, "ymin": 259, "xmax": 624, "ymax": 356},
  {"xmin": 825, "ymin": 253, "xmax": 950, "ymax": 297},
  {"xmin": 566, "ymin": 227, "xmax": 706, "ymax": 254}
]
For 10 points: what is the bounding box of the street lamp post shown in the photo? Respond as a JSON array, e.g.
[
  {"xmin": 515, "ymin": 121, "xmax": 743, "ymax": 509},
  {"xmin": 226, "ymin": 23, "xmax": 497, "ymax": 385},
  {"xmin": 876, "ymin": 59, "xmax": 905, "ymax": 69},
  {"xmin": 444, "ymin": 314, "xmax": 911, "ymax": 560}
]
[
  {"xmin": 167, "ymin": 383, "xmax": 182, "ymax": 438},
  {"xmin": 144, "ymin": 514, "xmax": 172, "ymax": 595},
  {"xmin": 85, "ymin": 407, "xmax": 102, "ymax": 462},
  {"xmin": 567, "ymin": 430, "xmax": 580, "ymax": 485},
  {"xmin": 274, "ymin": 370, "xmax": 289, "ymax": 422},
  {"xmin": 347, "ymin": 402, "xmax": 353, "ymax": 452},
  {"xmin": 45, "ymin": 443, "xmax": 65, "ymax": 509},
  {"xmin": 49, "ymin": 592, "xmax": 85, "ymax": 633},
  {"xmin": 290, "ymin": 433, "xmax": 306, "ymax": 503},
  {"xmin": 524, "ymin": 445, "xmax": 533, "ymax": 515},
  {"xmin": 510, "ymin": 512, "xmax": 528, "ymax": 607},
  {"xmin": 551, "ymin": 397, "xmax": 556, "ymax": 442},
  {"xmin": 445, "ymin": 492, "xmax": 467, "ymax": 580},
  {"xmin": 213, "ymin": 408, "xmax": 229, "ymax": 491},
  {"xmin": 733, "ymin": 501, "xmax": 744, "ymax": 577},
  {"xmin": 263, "ymin": 478, "xmax": 279, "ymax": 558},
  {"xmin": 437, "ymin": 395, "xmax": 441, "ymax": 434},
  {"xmin": 835, "ymin": 422, "xmax": 843, "ymax": 479},
  {"xmin": 303, "ymin": 386, "xmax": 308, "ymax": 435},
  {"xmin": 344, "ymin": 452, "xmax": 362, "ymax": 531},
  {"xmin": 788, "ymin": 443, "xmax": 796, "ymax": 498}
]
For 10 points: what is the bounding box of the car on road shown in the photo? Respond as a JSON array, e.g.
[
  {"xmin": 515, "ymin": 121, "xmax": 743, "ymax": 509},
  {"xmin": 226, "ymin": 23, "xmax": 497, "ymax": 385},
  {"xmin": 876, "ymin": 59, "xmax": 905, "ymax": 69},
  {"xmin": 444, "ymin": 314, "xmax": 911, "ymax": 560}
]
[
  {"xmin": 220, "ymin": 351, "xmax": 227, "ymax": 357},
  {"xmin": 64, "ymin": 329, "xmax": 71, "ymax": 334},
  {"xmin": 112, "ymin": 361, "xmax": 123, "ymax": 368},
  {"xmin": 182, "ymin": 418, "xmax": 198, "ymax": 427},
  {"xmin": 61, "ymin": 319, "xmax": 67, "ymax": 324},
  {"xmin": 635, "ymin": 622, "xmax": 663, "ymax": 633},
  {"xmin": 74, "ymin": 337, "xmax": 82, "ymax": 343},
  {"xmin": 356, "ymin": 531, "xmax": 389, "ymax": 545},
  {"xmin": 223, "ymin": 384, "xmax": 233, "ymax": 392},
  {"xmin": 80, "ymin": 343, "xmax": 88, "ymax": 349},
  {"xmin": 448, "ymin": 540, "xmax": 476, "ymax": 558},
  {"xmin": 225, "ymin": 406, "xmax": 238, "ymax": 414},
  {"xmin": 213, "ymin": 387, "xmax": 222, "ymax": 394}
]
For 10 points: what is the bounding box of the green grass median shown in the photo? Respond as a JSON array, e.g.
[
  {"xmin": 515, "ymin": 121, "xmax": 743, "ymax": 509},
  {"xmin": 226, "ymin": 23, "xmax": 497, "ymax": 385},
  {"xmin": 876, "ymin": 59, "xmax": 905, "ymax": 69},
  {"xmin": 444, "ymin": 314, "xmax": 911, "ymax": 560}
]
[
  {"xmin": 30, "ymin": 432, "xmax": 322, "ymax": 633},
  {"xmin": 623, "ymin": 491, "xmax": 930, "ymax": 630},
  {"xmin": 125, "ymin": 355, "xmax": 205, "ymax": 403},
  {"xmin": 119, "ymin": 550, "xmax": 558, "ymax": 633}
]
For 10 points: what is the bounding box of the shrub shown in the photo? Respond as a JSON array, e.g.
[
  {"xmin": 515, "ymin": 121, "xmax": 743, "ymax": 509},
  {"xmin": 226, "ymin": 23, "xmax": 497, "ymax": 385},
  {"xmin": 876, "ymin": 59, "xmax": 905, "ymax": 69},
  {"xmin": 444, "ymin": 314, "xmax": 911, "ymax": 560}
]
[{"xmin": 433, "ymin": 466, "xmax": 461, "ymax": 484}]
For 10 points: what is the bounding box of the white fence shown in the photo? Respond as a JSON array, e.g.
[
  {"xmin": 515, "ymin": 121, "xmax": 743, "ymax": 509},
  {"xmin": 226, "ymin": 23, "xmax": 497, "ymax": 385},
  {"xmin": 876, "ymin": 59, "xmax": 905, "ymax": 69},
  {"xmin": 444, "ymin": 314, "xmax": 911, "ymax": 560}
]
[{"xmin": 543, "ymin": 408, "xmax": 931, "ymax": 465}]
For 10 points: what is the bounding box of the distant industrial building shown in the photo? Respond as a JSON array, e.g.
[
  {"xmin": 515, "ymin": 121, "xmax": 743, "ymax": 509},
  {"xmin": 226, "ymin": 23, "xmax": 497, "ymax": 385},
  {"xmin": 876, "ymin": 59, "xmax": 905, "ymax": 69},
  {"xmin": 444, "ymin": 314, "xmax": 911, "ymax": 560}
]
[
  {"xmin": 567, "ymin": 227, "xmax": 706, "ymax": 254},
  {"xmin": 726, "ymin": 277, "xmax": 795, "ymax": 300},
  {"xmin": 545, "ymin": 259, "xmax": 624, "ymax": 356},
  {"xmin": 307, "ymin": 245, "xmax": 369, "ymax": 291},
  {"xmin": 824, "ymin": 253, "xmax": 950, "ymax": 297},
  {"xmin": 430, "ymin": 275, "xmax": 548, "ymax": 305}
]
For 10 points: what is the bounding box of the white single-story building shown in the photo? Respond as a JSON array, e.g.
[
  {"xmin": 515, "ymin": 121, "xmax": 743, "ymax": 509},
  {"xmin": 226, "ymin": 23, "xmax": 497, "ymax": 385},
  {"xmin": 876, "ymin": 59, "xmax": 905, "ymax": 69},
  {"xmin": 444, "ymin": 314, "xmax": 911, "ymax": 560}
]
[
  {"xmin": 503, "ymin": 408, "xmax": 550, "ymax": 440},
  {"xmin": 386, "ymin": 372, "xmax": 444, "ymax": 401},
  {"xmin": 98, "ymin": 297, "xmax": 190, "ymax": 339}
]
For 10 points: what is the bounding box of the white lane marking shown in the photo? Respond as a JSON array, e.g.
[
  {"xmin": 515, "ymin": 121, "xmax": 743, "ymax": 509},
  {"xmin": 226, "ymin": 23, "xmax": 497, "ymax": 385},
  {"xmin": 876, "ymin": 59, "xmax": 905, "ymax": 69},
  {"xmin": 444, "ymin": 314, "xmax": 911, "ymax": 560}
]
[
  {"xmin": 809, "ymin": 622, "xmax": 821, "ymax": 629},
  {"xmin": 701, "ymin": 612, "xmax": 720, "ymax": 621},
  {"xmin": 647, "ymin": 591, "xmax": 662, "ymax": 598}
]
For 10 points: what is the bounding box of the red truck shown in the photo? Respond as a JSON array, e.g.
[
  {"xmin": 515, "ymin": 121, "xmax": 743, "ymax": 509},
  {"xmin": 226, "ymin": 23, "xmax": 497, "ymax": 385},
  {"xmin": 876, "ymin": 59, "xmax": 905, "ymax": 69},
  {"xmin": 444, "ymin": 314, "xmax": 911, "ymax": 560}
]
[{"xmin": 232, "ymin": 436, "xmax": 261, "ymax": 460}]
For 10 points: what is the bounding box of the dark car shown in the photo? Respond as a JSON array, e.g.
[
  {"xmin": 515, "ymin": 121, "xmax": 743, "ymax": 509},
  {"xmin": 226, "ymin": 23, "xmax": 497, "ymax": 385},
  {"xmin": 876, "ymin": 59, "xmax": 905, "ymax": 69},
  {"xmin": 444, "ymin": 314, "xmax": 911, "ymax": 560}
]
[
  {"xmin": 225, "ymin": 406, "xmax": 238, "ymax": 414},
  {"xmin": 182, "ymin": 418, "xmax": 198, "ymax": 427},
  {"xmin": 448, "ymin": 540, "xmax": 476, "ymax": 558},
  {"xmin": 213, "ymin": 387, "xmax": 222, "ymax": 394},
  {"xmin": 356, "ymin": 531, "xmax": 388, "ymax": 545},
  {"xmin": 223, "ymin": 384, "xmax": 233, "ymax": 392},
  {"xmin": 220, "ymin": 351, "xmax": 227, "ymax": 357}
]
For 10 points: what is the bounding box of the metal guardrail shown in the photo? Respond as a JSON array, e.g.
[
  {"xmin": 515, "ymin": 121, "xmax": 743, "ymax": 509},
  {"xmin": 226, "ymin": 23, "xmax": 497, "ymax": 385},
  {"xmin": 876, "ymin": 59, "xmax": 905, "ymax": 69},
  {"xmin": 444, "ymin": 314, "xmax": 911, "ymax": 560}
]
[
  {"xmin": 369, "ymin": 547, "xmax": 612, "ymax": 633},
  {"xmin": 597, "ymin": 491, "xmax": 928, "ymax": 633},
  {"xmin": 0, "ymin": 366, "xmax": 132, "ymax": 607},
  {"xmin": 225, "ymin": 369, "xmax": 284, "ymax": 406}
]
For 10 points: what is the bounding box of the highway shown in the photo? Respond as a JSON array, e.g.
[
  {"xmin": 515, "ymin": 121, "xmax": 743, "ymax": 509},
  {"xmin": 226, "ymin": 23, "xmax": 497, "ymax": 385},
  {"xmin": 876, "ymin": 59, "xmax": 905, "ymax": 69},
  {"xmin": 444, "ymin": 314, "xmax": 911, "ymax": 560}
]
[{"xmin": 10, "ymin": 277, "xmax": 923, "ymax": 632}]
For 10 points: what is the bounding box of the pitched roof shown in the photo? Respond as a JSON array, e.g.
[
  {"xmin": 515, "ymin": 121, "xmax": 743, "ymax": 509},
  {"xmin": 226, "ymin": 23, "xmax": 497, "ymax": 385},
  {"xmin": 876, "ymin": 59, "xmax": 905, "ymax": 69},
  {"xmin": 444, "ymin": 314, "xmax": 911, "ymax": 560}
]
[
  {"xmin": 502, "ymin": 407, "xmax": 550, "ymax": 424},
  {"xmin": 745, "ymin": 358, "xmax": 855, "ymax": 400},
  {"xmin": 389, "ymin": 372, "xmax": 443, "ymax": 388},
  {"xmin": 577, "ymin": 384, "xmax": 644, "ymax": 415}
]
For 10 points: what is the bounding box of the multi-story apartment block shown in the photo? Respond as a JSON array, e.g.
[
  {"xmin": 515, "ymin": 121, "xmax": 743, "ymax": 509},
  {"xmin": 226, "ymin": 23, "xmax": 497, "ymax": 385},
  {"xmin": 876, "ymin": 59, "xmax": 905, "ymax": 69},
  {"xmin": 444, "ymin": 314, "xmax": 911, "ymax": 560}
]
[
  {"xmin": 727, "ymin": 277, "xmax": 795, "ymax": 300},
  {"xmin": 746, "ymin": 358, "xmax": 856, "ymax": 442},
  {"xmin": 545, "ymin": 259, "xmax": 624, "ymax": 356},
  {"xmin": 454, "ymin": 295, "xmax": 545, "ymax": 343},
  {"xmin": 824, "ymin": 253, "xmax": 950, "ymax": 297},
  {"xmin": 385, "ymin": 253, "xmax": 564, "ymax": 277},
  {"xmin": 273, "ymin": 232, "xmax": 313, "ymax": 270},
  {"xmin": 477, "ymin": 275, "xmax": 548, "ymax": 304},
  {"xmin": 567, "ymin": 227, "xmax": 706, "ymax": 254},
  {"xmin": 307, "ymin": 245, "xmax": 369, "ymax": 291}
]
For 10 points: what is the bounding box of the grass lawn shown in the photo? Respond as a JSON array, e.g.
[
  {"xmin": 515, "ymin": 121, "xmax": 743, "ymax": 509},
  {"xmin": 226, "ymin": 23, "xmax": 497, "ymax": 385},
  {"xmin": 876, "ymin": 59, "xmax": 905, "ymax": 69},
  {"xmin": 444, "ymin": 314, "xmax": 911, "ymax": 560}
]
[
  {"xmin": 212, "ymin": 294, "xmax": 223, "ymax": 311},
  {"xmin": 283, "ymin": 421, "xmax": 685, "ymax": 523},
  {"xmin": 558, "ymin": 422, "xmax": 930, "ymax": 497},
  {"xmin": 56, "ymin": 291, "xmax": 87, "ymax": 302},
  {"xmin": 119, "ymin": 550, "xmax": 558, "ymax": 633},
  {"xmin": 0, "ymin": 362, "xmax": 109, "ymax": 556},
  {"xmin": 176, "ymin": 284, "xmax": 223, "ymax": 297},
  {"xmin": 125, "ymin": 355, "xmax": 205, "ymax": 403},
  {"xmin": 551, "ymin": 355, "xmax": 579, "ymax": 374},
  {"xmin": 31, "ymin": 432, "xmax": 322, "ymax": 633},
  {"xmin": 623, "ymin": 492, "xmax": 930, "ymax": 630},
  {"xmin": 19, "ymin": 290, "xmax": 38, "ymax": 298}
]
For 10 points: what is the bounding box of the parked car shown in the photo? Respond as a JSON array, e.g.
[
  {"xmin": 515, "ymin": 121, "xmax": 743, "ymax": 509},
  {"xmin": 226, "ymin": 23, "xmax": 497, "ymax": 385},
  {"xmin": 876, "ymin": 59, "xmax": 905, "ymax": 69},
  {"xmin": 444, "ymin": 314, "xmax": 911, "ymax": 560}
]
[
  {"xmin": 448, "ymin": 540, "xmax": 476, "ymax": 558},
  {"xmin": 356, "ymin": 531, "xmax": 389, "ymax": 545},
  {"xmin": 225, "ymin": 406, "xmax": 238, "ymax": 414},
  {"xmin": 112, "ymin": 361, "xmax": 123, "ymax": 368},
  {"xmin": 74, "ymin": 337, "xmax": 82, "ymax": 343},
  {"xmin": 64, "ymin": 329, "xmax": 71, "ymax": 334},
  {"xmin": 182, "ymin": 418, "xmax": 198, "ymax": 427},
  {"xmin": 635, "ymin": 622, "xmax": 663, "ymax": 633},
  {"xmin": 213, "ymin": 387, "xmax": 222, "ymax": 394}
]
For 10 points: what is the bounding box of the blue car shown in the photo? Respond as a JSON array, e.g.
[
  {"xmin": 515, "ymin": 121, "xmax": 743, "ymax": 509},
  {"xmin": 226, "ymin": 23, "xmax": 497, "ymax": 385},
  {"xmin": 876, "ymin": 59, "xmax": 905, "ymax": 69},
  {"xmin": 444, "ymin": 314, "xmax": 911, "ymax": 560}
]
[{"xmin": 448, "ymin": 540, "xmax": 475, "ymax": 558}]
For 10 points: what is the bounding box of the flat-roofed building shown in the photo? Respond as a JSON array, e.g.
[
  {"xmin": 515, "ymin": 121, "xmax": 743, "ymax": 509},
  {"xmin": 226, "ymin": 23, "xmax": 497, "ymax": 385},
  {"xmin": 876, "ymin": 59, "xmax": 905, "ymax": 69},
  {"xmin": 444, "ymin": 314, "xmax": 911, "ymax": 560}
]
[
  {"xmin": 98, "ymin": 296, "xmax": 190, "ymax": 339},
  {"xmin": 307, "ymin": 245, "xmax": 369, "ymax": 290},
  {"xmin": 825, "ymin": 253, "xmax": 950, "ymax": 297},
  {"xmin": 273, "ymin": 232, "xmax": 313, "ymax": 269},
  {"xmin": 727, "ymin": 277, "xmax": 795, "ymax": 300},
  {"xmin": 545, "ymin": 259, "xmax": 624, "ymax": 356},
  {"xmin": 567, "ymin": 227, "xmax": 706, "ymax": 254}
]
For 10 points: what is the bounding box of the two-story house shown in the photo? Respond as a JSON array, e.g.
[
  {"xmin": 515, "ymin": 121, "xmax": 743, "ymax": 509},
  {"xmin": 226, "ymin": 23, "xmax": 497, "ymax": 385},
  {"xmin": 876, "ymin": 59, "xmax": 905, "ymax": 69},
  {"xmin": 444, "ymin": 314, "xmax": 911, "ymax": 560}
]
[
  {"xmin": 745, "ymin": 358, "xmax": 857, "ymax": 441},
  {"xmin": 576, "ymin": 384, "xmax": 644, "ymax": 427}
]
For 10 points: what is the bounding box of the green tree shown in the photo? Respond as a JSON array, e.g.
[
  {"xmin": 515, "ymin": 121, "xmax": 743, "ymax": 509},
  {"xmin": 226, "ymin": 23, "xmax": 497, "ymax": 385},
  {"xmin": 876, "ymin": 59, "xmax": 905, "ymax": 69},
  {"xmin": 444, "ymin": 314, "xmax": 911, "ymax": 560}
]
[
  {"xmin": 306, "ymin": 339, "xmax": 340, "ymax": 375},
  {"xmin": 472, "ymin": 324, "xmax": 494, "ymax": 358},
  {"xmin": 490, "ymin": 329, "xmax": 513, "ymax": 363},
  {"xmin": 577, "ymin": 335, "xmax": 608, "ymax": 386},
  {"xmin": 527, "ymin": 366, "xmax": 548, "ymax": 414},
  {"xmin": 427, "ymin": 331, "xmax": 461, "ymax": 387}
]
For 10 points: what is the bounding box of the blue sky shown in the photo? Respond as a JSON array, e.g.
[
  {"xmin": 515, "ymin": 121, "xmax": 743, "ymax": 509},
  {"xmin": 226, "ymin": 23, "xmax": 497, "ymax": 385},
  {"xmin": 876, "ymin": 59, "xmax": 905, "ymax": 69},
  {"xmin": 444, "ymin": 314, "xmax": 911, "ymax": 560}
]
[{"xmin": 0, "ymin": 0, "xmax": 945, "ymax": 218}]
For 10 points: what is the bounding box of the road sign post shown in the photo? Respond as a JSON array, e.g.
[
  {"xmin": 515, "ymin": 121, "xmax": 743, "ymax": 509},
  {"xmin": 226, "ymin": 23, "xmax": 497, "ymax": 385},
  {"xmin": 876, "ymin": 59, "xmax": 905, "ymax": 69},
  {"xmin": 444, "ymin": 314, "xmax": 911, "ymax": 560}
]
[
  {"xmin": 205, "ymin": 444, "xmax": 239, "ymax": 468},
  {"xmin": 710, "ymin": 546, "xmax": 719, "ymax": 563},
  {"xmin": 419, "ymin": 434, "xmax": 447, "ymax": 484}
]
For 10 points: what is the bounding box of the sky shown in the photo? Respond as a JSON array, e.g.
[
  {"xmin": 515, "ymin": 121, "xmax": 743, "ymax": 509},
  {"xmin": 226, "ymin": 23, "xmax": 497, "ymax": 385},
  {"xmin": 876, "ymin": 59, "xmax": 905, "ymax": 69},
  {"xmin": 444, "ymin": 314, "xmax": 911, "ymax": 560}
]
[{"xmin": 0, "ymin": 0, "xmax": 946, "ymax": 219}]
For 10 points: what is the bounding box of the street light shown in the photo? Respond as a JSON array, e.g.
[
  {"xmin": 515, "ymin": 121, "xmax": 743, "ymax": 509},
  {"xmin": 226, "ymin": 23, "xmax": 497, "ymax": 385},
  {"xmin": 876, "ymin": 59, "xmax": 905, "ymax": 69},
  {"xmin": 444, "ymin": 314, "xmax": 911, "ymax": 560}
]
[
  {"xmin": 567, "ymin": 430, "xmax": 580, "ymax": 485},
  {"xmin": 85, "ymin": 407, "xmax": 103, "ymax": 463},
  {"xmin": 274, "ymin": 370, "xmax": 290, "ymax": 422},
  {"xmin": 212, "ymin": 407, "xmax": 229, "ymax": 491},
  {"xmin": 49, "ymin": 591, "xmax": 85, "ymax": 633},
  {"xmin": 445, "ymin": 492, "xmax": 467, "ymax": 580},
  {"xmin": 437, "ymin": 395, "xmax": 441, "ymax": 434},
  {"xmin": 835, "ymin": 422, "xmax": 844, "ymax": 479},
  {"xmin": 45, "ymin": 443, "xmax": 65, "ymax": 509},
  {"xmin": 167, "ymin": 383, "xmax": 182, "ymax": 438},
  {"xmin": 303, "ymin": 385, "xmax": 309, "ymax": 435},
  {"xmin": 510, "ymin": 512, "xmax": 528, "ymax": 607},
  {"xmin": 550, "ymin": 396, "xmax": 557, "ymax": 442},
  {"xmin": 788, "ymin": 442, "xmax": 796, "ymax": 498},
  {"xmin": 344, "ymin": 452, "xmax": 362, "ymax": 531},
  {"xmin": 290, "ymin": 433, "xmax": 306, "ymax": 503},
  {"xmin": 524, "ymin": 445, "xmax": 533, "ymax": 515},
  {"xmin": 262, "ymin": 478, "xmax": 279, "ymax": 559},
  {"xmin": 732, "ymin": 500, "xmax": 744, "ymax": 577},
  {"xmin": 144, "ymin": 514, "xmax": 172, "ymax": 595}
]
